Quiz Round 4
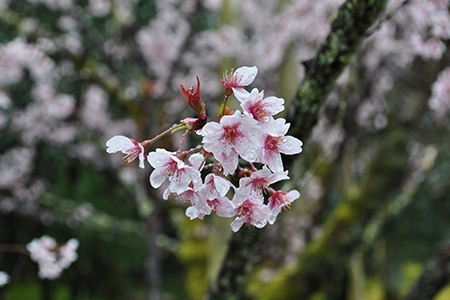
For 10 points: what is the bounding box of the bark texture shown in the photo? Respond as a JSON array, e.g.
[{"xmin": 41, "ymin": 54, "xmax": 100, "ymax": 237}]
[{"xmin": 404, "ymin": 241, "xmax": 450, "ymax": 300}]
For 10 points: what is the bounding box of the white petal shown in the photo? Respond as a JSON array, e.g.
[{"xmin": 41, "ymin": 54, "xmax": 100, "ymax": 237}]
[
  {"xmin": 138, "ymin": 144, "xmax": 145, "ymax": 169},
  {"xmin": 230, "ymin": 218, "xmax": 245, "ymax": 232},
  {"xmin": 188, "ymin": 153, "xmax": 204, "ymax": 170},
  {"xmin": 220, "ymin": 150, "xmax": 239, "ymax": 175},
  {"xmin": 149, "ymin": 169, "xmax": 166, "ymax": 188},
  {"xmin": 215, "ymin": 197, "xmax": 237, "ymax": 218},
  {"xmin": 186, "ymin": 206, "xmax": 199, "ymax": 220},
  {"xmin": 211, "ymin": 175, "xmax": 231, "ymax": 197},
  {"xmin": 235, "ymin": 66, "xmax": 258, "ymax": 86},
  {"xmin": 233, "ymin": 87, "xmax": 251, "ymax": 102},
  {"xmin": 280, "ymin": 136, "xmax": 303, "ymax": 155},
  {"xmin": 239, "ymin": 87, "xmax": 261, "ymax": 104},
  {"xmin": 106, "ymin": 135, "xmax": 133, "ymax": 153}
]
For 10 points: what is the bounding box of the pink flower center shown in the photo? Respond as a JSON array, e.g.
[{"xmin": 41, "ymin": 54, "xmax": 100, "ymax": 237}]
[
  {"xmin": 248, "ymin": 102, "xmax": 266, "ymax": 121},
  {"xmin": 269, "ymin": 192, "xmax": 291, "ymax": 211},
  {"xmin": 264, "ymin": 135, "xmax": 282, "ymax": 153},
  {"xmin": 165, "ymin": 159, "xmax": 179, "ymax": 177},
  {"xmin": 222, "ymin": 124, "xmax": 244, "ymax": 145},
  {"xmin": 207, "ymin": 199, "xmax": 219, "ymax": 210},
  {"xmin": 246, "ymin": 177, "xmax": 269, "ymax": 191},
  {"xmin": 236, "ymin": 199, "xmax": 254, "ymax": 222},
  {"xmin": 123, "ymin": 140, "xmax": 142, "ymax": 163},
  {"xmin": 221, "ymin": 69, "xmax": 241, "ymax": 89}
]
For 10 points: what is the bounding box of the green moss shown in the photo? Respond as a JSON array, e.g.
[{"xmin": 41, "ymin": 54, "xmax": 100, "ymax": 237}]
[
  {"xmin": 288, "ymin": 0, "xmax": 388, "ymax": 142},
  {"xmin": 176, "ymin": 217, "xmax": 210, "ymax": 299}
]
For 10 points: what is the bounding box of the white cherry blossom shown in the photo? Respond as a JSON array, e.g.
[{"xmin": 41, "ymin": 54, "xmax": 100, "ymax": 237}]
[
  {"xmin": 230, "ymin": 188, "xmax": 271, "ymax": 232},
  {"xmin": 147, "ymin": 149, "xmax": 202, "ymax": 197},
  {"xmin": 239, "ymin": 88, "xmax": 284, "ymax": 124},
  {"xmin": 258, "ymin": 118, "xmax": 303, "ymax": 173},
  {"xmin": 239, "ymin": 166, "xmax": 289, "ymax": 196},
  {"xmin": 106, "ymin": 135, "xmax": 145, "ymax": 169},
  {"xmin": 268, "ymin": 190, "xmax": 300, "ymax": 224},
  {"xmin": 200, "ymin": 110, "xmax": 260, "ymax": 175},
  {"xmin": 221, "ymin": 66, "xmax": 258, "ymax": 100}
]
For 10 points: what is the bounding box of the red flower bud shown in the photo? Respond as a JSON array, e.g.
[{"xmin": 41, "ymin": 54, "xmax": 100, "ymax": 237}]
[{"xmin": 180, "ymin": 76, "xmax": 206, "ymax": 120}]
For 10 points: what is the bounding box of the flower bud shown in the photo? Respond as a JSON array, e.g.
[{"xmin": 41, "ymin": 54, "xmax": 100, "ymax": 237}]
[
  {"xmin": 180, "ymin": 76, "xmax": 206, "ymax": 120},
  {"xmin": 180, "ymin": 117, "xmax": 207, "ymax": 131}
]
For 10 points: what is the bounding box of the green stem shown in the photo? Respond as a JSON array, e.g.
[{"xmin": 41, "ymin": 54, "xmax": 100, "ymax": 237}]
[{"xmin": 218, "ymin": 95, "xmax": 230, "ymax": 119}]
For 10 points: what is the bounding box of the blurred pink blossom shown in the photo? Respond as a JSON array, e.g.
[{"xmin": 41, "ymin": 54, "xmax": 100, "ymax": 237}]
[{"xmin": 429, "ymin": 67, "xmax": 450, "ymax": 120}]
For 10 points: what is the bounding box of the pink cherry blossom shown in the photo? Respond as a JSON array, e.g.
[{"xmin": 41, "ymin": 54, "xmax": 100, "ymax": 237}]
[
  {"xmin": 185, "ymin": 200, "xmax": 212, "ymax": 220},
  {"xmin": 258, "ymin": 118, "xmax": 303, "ymax": 173},
  {"xmin": 177, "ymin": 186, "xmax": 212, "ymax": 220},
  {"xmin": 221, "ymin": 66, "xmax": 258, "ymax": 100},
  {"xmin": 185, "ymin": 175, "xmax": 235, "ymax": 220},
  {"xmin": 239, "ymin": 166, "xmax": 289, "ymax": 196},
  {"xmin": 239, "ymin": 88, "xmax": 285, "ymax": 123},
  {"xmin": 147, "ymin": 149, "xmax": 202, "ymax": 197},
  {"xmin": 106, "ymin": 135, "xmax": 145, "ymax": 169},
  {"xmin": 268, "ymin": 190, "xmax": 300, "ymax": 224},
  {"xmin": 203, "ymin": 173, "xmax": 232, "ymax": 200},
  {"xmin": 230, "ymin": 191, "xmax": 271, "ymax": 232},
  {"xmin": 200, "ymin": 110, "xmax": 260, "ymax": 175},
  {"xmin": 429, "ymin": 67, "xmax": 450, "ymax": 120},
  {"xmin": 175, "ymin": 186, "xmax": 204, "ymax": 206},
  {"xmin": 207, "ymin": 196, "xmax": 236, "ymax": 218}
]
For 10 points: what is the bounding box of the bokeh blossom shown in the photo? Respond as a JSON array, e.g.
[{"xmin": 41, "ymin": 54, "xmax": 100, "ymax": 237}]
[
  {"xmin": 429, "ymin": 67, "xmax": 450, "ymax": 121},
  {"xmin": 0, "ymin": 272, "xmax": 9, "ymax": 287},
  {"xmin": 26, "ymin": 235, "xmax": 79, "ymax": 280}
]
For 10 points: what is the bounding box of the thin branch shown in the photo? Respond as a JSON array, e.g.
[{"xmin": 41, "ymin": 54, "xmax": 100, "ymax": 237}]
[
  {"xmin": 0, "ymin": 244, "xmax": 29, "ymax": 256},
  {"xmin": 365, "ymin": 0, "xmax": 411, "ymax": 37}
]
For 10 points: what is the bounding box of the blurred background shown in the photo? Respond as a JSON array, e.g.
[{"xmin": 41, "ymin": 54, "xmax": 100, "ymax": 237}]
[{"xmin": 0, "ymin": 0, "xmax": 450, "ymax": 299}]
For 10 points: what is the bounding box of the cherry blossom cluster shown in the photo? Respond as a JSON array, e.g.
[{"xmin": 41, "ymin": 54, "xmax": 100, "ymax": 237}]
[
  {"xmin": 106, "ymin": 66, "xmax": 303, "ymax": 232},
  {"xmin": 26, "ymin": 235, "xmax": 79, "ymax": 280}
]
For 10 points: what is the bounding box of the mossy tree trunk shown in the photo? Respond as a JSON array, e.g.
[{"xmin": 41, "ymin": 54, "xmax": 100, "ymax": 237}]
[{"xmin": 404, "ymin": 240, "xmax": 450, "ymax": 300}]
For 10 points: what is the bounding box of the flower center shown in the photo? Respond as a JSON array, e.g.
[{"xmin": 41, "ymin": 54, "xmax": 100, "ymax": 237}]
[
  {"xmin": 249, "ymin": 102, "xmax": 266, "ymax": 121},
  {"xmin": 207, "ymin": 199, "xmax": 219, "ymax": 210},
  {"xmin": 165, "ymin": 159, "xmax": 179, "ymax": 177},
  {"xmin": 222, "ymin": 125, "xmax": 243, "ymax": 145},
  {"xmin": 237, "ymin": 199, "xmax": 254, "ymax": 221},
  {"xmin": 265, "ymin": 135, "xmax": 282, "ymax": 152}
]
